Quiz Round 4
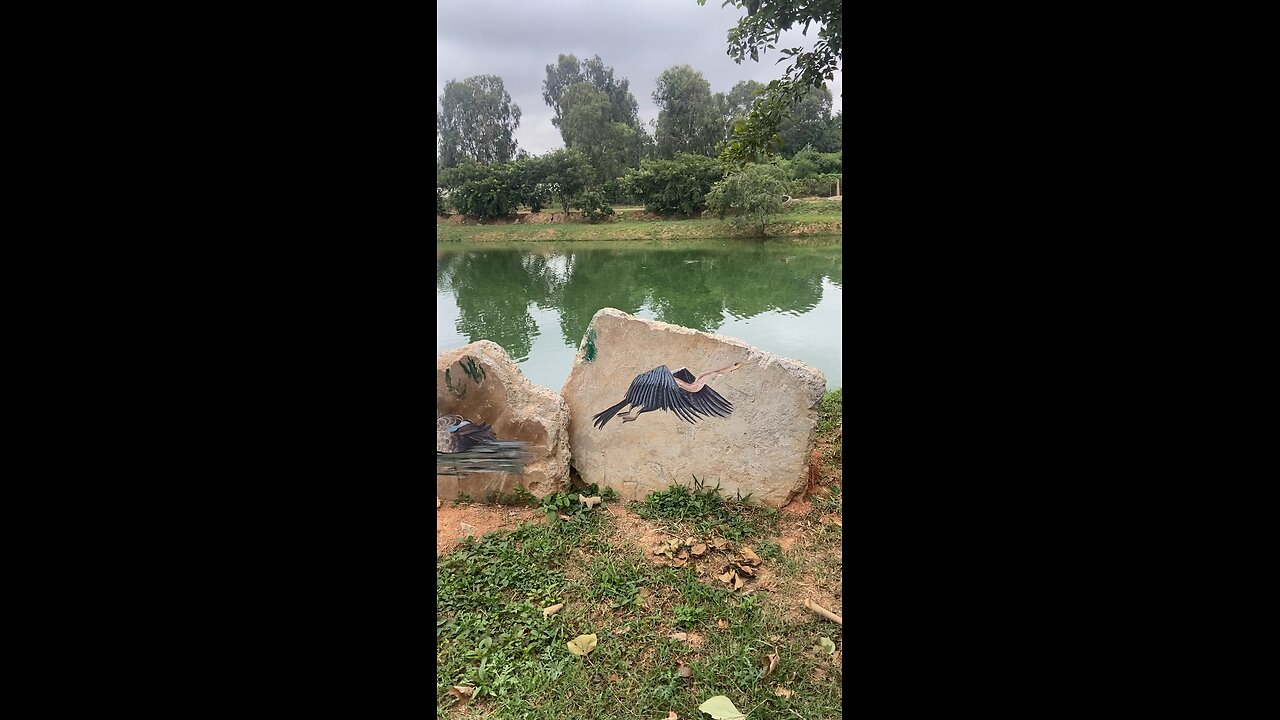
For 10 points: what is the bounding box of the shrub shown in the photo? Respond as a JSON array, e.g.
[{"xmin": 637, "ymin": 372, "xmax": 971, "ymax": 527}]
[
  {"xmin": 621, "ymin": 154, "xmax": 726, "ymax": 216},
  {"xmin": 705, "ymin": 163, "xmax": 790, "ymax": 236},
  {"xmin": 574, "ymin": 190, "xmax": 614, "ymax": 223}
]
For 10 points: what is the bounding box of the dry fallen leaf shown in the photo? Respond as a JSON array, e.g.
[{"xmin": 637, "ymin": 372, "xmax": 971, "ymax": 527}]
[
  {"xmin": 691, "ymin": 543, "xmax": 707, "ymax": 556},
  {"xmin": 735, "ymin": 565, "xmax": 756, "ymax": 577},
  {"xmin": 666, "ymin": 712, "xmax": 679, "ymax": 720},
  {"xmin": 613, "ymin": 625, "xmax": 631, "ymax": 636},
  {"xmin": 610, "ymin": 673, "xmax": 621, "ymax": 682},
  {"xmin": 717, "ymin": 618, "xmax": 728, "ymax": 629},
  {"xmin": 762, "ymin": 652, "xmax": 778, "ymax": 678},
  {"xmin": 567, "ymin": 634, "xmax": 598, "ymax": 656},
  {"xmin": 733, "ymin": 572, "xmax": 745, "ymax": 590},
  {"xmin": 558, "ymin": 513, "xmax": 572, "ymax": 521},
  {"xmin": 709, "ymin": 537, "xmax": 728, "ymax": 549},
  {"xmin": 687, "ymin": 632, "xmax": 705, "ymax": 647},
  {"xmin": 578, "ymin": 494, "xmax": 602, "ymax": 509},
  {"xmin": 716, "ymin": 569, "xmax": 734, "ymax": 584},
  {"xmin": 671, "ymin": 556, "xmax": 688, "ymax": 567},
  {"xmin": 740, "ymin": 547, "xmax": 761, "ymax": 565},
  {"xmin": 774, "ymin": 687, "xmax": 793, "ymax": 698},
  {"xmin": 677, "ymin": 664, "xmax": 693, "ymax": 678},
  {"xmin": 670, "ymin": 632, "xmax": 689, "ymax": 642},
  {"xmin": 543, "ymin": 603, "xmax": 564, "ymax": 618},
  {"xmin": 446, "ymin": 686, "xmax": 474, "ymax": 705}
]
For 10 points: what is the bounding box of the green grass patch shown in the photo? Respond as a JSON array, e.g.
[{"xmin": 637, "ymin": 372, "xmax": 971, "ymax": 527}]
[
  {"xmin": 629, "ymin": 477, "xmax": 779, "ymax": 541},
  {"xmin": 436, "ymin": 501, "xmax": 843, "ymax": 719}
]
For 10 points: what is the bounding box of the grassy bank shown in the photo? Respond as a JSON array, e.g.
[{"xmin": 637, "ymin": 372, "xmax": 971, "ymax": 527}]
[
  {"xmin": 437, "ymin": 198, "xmax": 843, "ymax": 242},
  {"xmin": 435, "ymin": 390, "xmax": 843, "ymax": 718}
]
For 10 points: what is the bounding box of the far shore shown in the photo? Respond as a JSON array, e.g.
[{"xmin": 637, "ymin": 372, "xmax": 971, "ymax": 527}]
[{"xmin": 437, "ymin": 197, "xmax": 842, "ymax": 242}]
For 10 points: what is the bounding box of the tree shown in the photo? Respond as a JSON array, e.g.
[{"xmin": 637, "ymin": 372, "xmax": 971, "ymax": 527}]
[
  {"xmin": 653, "ymin": 65, "xmax": 724, "ymax": 159},
  {"xmin": 559, "ymin": 82, "xmax": 634, "ymax": 184},
  {"xmin": 437, "ymin": 75, "xmax": 522, "ymax": 167},
  {"xmin": 777, "ymin": 84, "xmax": 834, "ymax": 155},
  {"xmin": 697, "ymin": 0, "xmax": 842, "ymax": 164},
  {"xmin": 543, "ymin": 54, "xmax": 646, "ymax": 166},
  {"xmin": 511, "ymin": 155, "xmax": 550, "ymax": 213},
  {"xmin": 540, "ymin": 148, "xmax": 594, "ymax": 218},
  {"xmin": 704, "ymin": 163, "xmax": 791, "ymax": 235}
]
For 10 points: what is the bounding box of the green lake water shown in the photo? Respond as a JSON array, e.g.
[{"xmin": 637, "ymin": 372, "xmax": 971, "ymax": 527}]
[{"xmin": 436, "ymin": 238, "xmax": 842, "ymax": 391}]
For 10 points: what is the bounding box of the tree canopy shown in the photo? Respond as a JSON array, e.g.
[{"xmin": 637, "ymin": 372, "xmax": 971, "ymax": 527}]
[
  {"xmin": 697, "ymin": 0, "xmax": 842, "ymax": 164},
  {"xmin": 653, "ymin": 65, "xmax": 724, "ymax": 159},
  {"xmin": 437, "ymin": 75, "xmax": 522, "ymax": 167}
]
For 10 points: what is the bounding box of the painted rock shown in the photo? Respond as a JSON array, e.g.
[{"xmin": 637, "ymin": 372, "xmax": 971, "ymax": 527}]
[
  {"xmin": 561, "ymin": 308, "xmax": 826, "ymax": 508},
  {"xmin": 437, "ymin": 340, "xmax": 571, "ymax": 502}
]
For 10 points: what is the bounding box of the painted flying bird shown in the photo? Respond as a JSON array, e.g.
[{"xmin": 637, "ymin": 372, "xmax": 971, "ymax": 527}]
[
  {"xmin": 437, "ymin": 414, "xmax": 498, "ymax": 453},
  {"xmin": 592, "ymin": 361, "xmax": 750, "ymax": 428}
]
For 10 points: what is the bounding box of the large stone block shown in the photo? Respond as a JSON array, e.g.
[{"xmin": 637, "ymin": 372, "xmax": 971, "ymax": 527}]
[
  {"xmin": 561, "ymin": 308, "xmax": 826, "ymax": 508},
  {"xmin": 437, "ymin": 341, "xmax": 570, "ymax": 501}
]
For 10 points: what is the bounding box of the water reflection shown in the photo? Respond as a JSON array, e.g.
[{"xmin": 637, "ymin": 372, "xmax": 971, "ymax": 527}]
[{"xmin": 437, "ymin": 239, "xmax": 842, "ymax": 387}]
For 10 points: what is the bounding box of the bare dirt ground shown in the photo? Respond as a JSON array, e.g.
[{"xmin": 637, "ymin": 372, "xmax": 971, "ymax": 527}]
[{"xmin": 435, "ymin": 501, "xmax": 544, "ymax": 555}]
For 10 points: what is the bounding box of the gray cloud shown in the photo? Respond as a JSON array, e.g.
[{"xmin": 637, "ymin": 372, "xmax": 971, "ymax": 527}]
[{"xmin": 436, "ymin": 0, "xmax": 843, "ymax": 156}]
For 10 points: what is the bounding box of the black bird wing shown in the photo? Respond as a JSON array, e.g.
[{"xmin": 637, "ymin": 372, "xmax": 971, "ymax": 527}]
[
  {"xmin": 671, "ymin": 367, "xmax": 733, "ymax": 420},
  {"xmin": 624, "ymin": 366, "xmax": 698, "ymax": 423}
]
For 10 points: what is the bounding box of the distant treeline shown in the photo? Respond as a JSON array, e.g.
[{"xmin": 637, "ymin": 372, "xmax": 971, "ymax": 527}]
[{"xmin": 437, "ymin": 54, "xmax": 842, "ymax": 221}]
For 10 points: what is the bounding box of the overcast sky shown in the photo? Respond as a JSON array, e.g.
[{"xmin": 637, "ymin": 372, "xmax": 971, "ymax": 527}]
[{"xmin": 436, "ymin": 0, "xmax": 842, "ymax": 157}]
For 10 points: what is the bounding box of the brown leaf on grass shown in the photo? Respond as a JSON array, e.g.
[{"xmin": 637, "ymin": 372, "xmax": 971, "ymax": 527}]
[
  {"xmin": 733, "ymin": 572, "xmax": 745, "ymax": 590},
  {"xmin": 557, "ymin": 513, "xmax": 572, "ymax": 521},
  {"xmin": 677, "ymin": 664, "xmax": 693, "ymax": 678},
  {"xmin": 543, "ymin": 603, "xmax": 564, "ymax": 617},
  {"xmin": 716, "ymin": 570, "xmax": 735, "ymax": 584},
  {"xmin": 717, "ymin": 618, "xmax": 728, "ymax": 629},
  {"xmin": 567, "ymin": 634, "xmax": 598, "ymax": 656},
  {"xmin": 709, "ymin": 537, "xmax": 729, "ymax": 549},
  {"xmin": 739, "ymin": 547, "xmax": 762, "ymax": 565},
  {"xmin": 761, "ymin": 652, "xmax": 778, "ymax": 678},
  {"xmin": 446, "ymin": 686, "xmax": 475, "ymax": 705},
  {"xmin": 666, "ymin": 713, "xmax": 679, "ymax": 720},
  {"xmin": 638, "ymin": 587, "xmax": 652, "ymax": 599},
  {"xmin": 735, "ymin": 564, "xmax": 756, "ymax": 577},
  {"xmin": 691, "ymin": 543, "xmax": 707, "ymax": 556},
  {"xmin": 671, "ymin": 556, "xmax": 688, "ymax": 567},
  {"xmin": 610, "ymin": 673, "xmax": 621, "ymax": 682},
  {"xmin": 670, "ymin": 632, "xmax": 689, "ymax": 642},
  {"xmin": 774, "ymin": 687, "xmax": 793, "ymax": 698},
  {"xmin": 613, "ymin": 625, "xmax": 631, "ymax": 636},
  {"xmin": 687, "ymin": 632, "xmax": 705, "ymax": 647}
]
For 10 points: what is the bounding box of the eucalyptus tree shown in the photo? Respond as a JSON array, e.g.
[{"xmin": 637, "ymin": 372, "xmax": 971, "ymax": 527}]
[
  {"xmin": 652, "ymin": 65, "xmax": 724, "ymax": 159},
  {"xmin": 437, "ymin": 75, "xmax": 522, "ymax": 167},
  {"xmin": 542, "ymin": 54, "xmax": 647, "ymax": 166}
]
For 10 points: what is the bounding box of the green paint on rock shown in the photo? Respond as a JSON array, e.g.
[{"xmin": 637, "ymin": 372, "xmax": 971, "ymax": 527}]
[{"xmin": 459, "ymin": 356, "xmax": 486, "ymax": 384}]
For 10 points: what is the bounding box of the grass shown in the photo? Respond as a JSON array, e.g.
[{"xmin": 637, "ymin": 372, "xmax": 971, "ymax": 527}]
[
  {"xmin": 436, "ymin": 197, "xmax": 842, "ymax": 243},
  {"xmin": 628, "ymin": 476, "xmax": 779, "ymax": 542},
  {"xmin": 436, "ymin": 393, "xmax": 843, "ymax": 719}
]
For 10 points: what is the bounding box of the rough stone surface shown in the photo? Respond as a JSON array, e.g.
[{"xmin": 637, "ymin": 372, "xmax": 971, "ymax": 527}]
[
  {"xmin": 561, "ymin": 308, "xmax": 826, "ymax": 508},
  {"xmin": 437, "ymin": 340, "xmax": 570, "ymax": 501}
]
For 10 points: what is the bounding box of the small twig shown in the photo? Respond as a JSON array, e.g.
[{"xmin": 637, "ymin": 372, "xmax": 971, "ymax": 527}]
[
  {"xmin": 803, "ymin": 599, "xmax": 842, "ymax": 625},
  {"xmin": 788, "ymin": 710, "xmax": 809, "ymax": 720}
]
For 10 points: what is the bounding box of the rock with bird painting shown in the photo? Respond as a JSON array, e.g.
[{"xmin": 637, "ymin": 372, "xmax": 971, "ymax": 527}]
[
  {"xmin": 561, "ymin": 308, "xmax": 826, "ymax": 508},
  {"xmin": 437, "ymin": 341, "xmax": 570, "ymax": 501}
]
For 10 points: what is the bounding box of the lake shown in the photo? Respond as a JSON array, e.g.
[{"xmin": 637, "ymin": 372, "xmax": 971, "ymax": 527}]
[{"xmin": 436, "ymin": 238, "xmax": 842, "ymax": 391}]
